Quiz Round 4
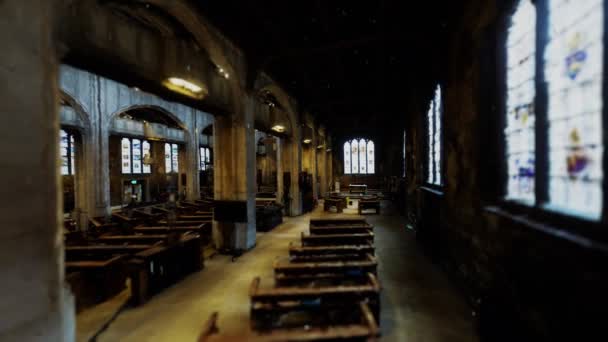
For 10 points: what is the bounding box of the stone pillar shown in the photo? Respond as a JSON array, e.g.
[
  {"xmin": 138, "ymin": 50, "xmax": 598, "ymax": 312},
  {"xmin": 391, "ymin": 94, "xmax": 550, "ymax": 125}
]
[
  {"xmin": 0, "ymin": 0, "xmax": 75, "ymax": 340},
  {"xmin": 311, "ymin": 129, "xmax": 319, "ymax": 200},
  {"xmin": 275, "ymin": 138, "xmax": 284, "ymax": 209},
  {"xmin": 185, "ymin": 124, "xmax": 200, "ymax": 201},
  {"xmin": 280, "ymin": 136, "xmax": 302, "ymax": 216},
  {"xmin": 213, "ymin": 97, "xmax": 256, "ymax": 250}
]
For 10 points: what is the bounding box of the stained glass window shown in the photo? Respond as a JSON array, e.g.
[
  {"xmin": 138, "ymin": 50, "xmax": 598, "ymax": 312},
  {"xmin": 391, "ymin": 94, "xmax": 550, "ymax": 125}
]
[
  {"xmin": 344, "ymin": 141, "xmax": 351, "ymax": 174},
  {"xmin": 60, "ymin": 130, "xmax": 69, "ymax": 175},
  {"xmin": 427, "ymin": 85, "xmax": 443, "ymax": 185},
  {"xmin": 367, "ymin": 140, "xmax": 375, "ymax": 174},
  {"xmin": 351, "ymin": 141, "xmax": 359, "ymax": 174},
  {"xmin": 172, "ymin": 143, "xmax": 179, "ymax": 173},
  {"xmin": 132, "ymin": 139, "xmax": 142, "ymax": 174},
  {"xmin": 142, "ymin": 141, "xmax": 151, "ymax": 174},
  {"xmin": 70, "ymin": 134, "xmax": 76, "ymax": 176},
  {"xmin": 505, "ymin": 0, "xmax": 536, "ymax": 203},
  {"xmin": 403, "ymin": 130, "xmax": 406, "ymax": 177},
  {"xmin": 199, "ymin": 147, "xmax": 211, "ymax": 171},
  {"xmin": 165, "ymin": 143, "xmax": 172, "ymax": 173},
  {"xmin": 343, "ymin": 139, "xmax": 374, "ymax": 174},
  {"xmin": 544, "ymin": 0, "xmax": 604, "ymax": 219},
  {"xmin": 60, "ymin": 129, "xmax": 75, "ymax": 176},
  {"xmin": 359, "ymin": 139, "xmax": 367, "ymax": 174},
  {"xmin": 121, "ymin": 137, "xmax": 151, "ymax": 174},
  {"xmin": 121, "ymin": 138, "xmax": 131, "ymax": 174}
]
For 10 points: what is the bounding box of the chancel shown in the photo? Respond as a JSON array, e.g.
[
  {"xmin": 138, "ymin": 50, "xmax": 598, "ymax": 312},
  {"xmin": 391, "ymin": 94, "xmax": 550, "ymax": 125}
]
[{"xmin": 2, "ymin": 0, "xmax": 607, "ymax": 341}]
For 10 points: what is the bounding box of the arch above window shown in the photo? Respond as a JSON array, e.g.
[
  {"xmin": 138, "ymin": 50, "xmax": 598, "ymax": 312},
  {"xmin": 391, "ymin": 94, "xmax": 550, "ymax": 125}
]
[{"xmin": 343, "ymin": 139, "xmax": 375, "ymax": 175}]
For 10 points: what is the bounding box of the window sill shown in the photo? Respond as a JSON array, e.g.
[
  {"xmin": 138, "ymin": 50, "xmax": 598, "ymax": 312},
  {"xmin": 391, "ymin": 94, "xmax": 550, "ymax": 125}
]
[
  {"xmin": 483, "ymin": 205, "xmax": 608, "ymax": 254},
  {"xmin": 419, "ymin": 185, "xmax": 444, "ymax": 196}
]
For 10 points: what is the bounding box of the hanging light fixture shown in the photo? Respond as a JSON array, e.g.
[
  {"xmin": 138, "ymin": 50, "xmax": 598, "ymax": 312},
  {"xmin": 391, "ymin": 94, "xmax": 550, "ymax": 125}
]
[{"xmin": 163, "ymin": 77, "xmax": 208, "ymax": 99}]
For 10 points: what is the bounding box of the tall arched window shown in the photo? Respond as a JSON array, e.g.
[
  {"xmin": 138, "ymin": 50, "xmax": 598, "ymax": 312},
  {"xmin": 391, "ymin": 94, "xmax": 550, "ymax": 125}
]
[
  {"xmin": 501, "ymin": 0, "xmax": 604, "ymax": 220},
  {"xmin": 505, "ymin": 0, "xmax": 536, "ymax": 203},
  {"xmin": 121, "ymin": 137, "xmax": 152, "ymax": 175},
  {"xmin": 343, "ymin": 138, "xmax": 375, "ymax": 174},
  {"xmin": 60, "ymin": 129, "xmax": 76, "ymax": 176},
  {"xmin": 165, "ymin": 143, "xmax": 180, "ymax": 173},
  {"xmin": 427, "ymin": 85, "xmax": 443, "ymax": 185},
  {"xmin": 344, "ymin": 141, "xmax": 352, "ymax": 174}
]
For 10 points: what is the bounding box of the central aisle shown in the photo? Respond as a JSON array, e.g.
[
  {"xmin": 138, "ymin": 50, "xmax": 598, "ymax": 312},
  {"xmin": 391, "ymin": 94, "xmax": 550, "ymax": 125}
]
[{"xmin": 82, "ymin": 204, "xmax": 477, "ymax": 342}]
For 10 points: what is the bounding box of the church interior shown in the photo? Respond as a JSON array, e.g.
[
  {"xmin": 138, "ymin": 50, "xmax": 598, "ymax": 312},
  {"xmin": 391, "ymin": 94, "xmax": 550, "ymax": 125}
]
[{"xmin": 2, "ymin": 0, "xmax": 608, "ymax": 341}]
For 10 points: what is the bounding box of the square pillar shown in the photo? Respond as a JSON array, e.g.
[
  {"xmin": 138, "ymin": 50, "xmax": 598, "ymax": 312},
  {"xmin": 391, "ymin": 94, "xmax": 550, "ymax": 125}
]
[
  {"xmin": 0, "ymin": 0, "xmax": 75, "ymax": 340},
  {"xmin": 212, "ymin": 104, "xmax": 256, "ymax": 250}
]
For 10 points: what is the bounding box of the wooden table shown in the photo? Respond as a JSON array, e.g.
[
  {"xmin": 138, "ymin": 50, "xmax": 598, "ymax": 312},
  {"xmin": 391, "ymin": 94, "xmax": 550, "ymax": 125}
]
[{"xmin": 349, "ymin": 184, "xmax": 367, "ymax": 194}]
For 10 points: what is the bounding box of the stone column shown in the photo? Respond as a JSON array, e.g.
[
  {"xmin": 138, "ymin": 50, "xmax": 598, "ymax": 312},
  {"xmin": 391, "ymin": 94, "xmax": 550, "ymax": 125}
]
[
  {"xmin": 0, "ymin": 0, "xmax": 75, "ymax": 340},
  {"xmin": 212, "ymin": 97, "xmax": 256, "ymax": 250},
  {"xmin": 311, "ymin": 129, "xmax": 319, "ymax": 200},
  {"xmin": 185, "ymin": 122, "xmax": 200, "ymax": 201},
  {"xmin": 280, "ymin": 135, "xmax": 302, "ymax": 216}
]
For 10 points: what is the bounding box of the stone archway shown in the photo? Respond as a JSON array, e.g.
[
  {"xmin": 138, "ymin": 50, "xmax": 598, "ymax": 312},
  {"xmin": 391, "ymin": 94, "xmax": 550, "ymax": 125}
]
[
  {"xmin": 60, "ymin": 90, "xmax": 93, "ymax": 230},
  {"xmin": 254, "ymin": 76, "xmax": 303, "ymax": 216}
]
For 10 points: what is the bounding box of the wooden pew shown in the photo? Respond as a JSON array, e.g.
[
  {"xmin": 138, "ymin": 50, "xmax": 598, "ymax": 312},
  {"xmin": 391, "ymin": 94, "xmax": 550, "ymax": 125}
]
[
  {"xmin": 309, "ymin": 223, "xmax": 373, "ymax": 235},
  {"xmin": 129, "ymin": 234, "xmax": 203, "ymax": 305},
  {"xmin": 358, "ymin": 199, "xmax": 380, "ymax": 215},
  {"xmin": 66, "ymin": 244, "xmax": 158, "ymax": 258},
  {"xmin": 65, "ymin": 254, "xmax": 128, "ymax": 308},
  {"xmin": 310, "ymin": 218, "xmax": 368, "ymax": 227},
  {"xmin": 199, "ymin": 302, "xmax": 380, "ymax": 341},
  {"xmin": 158, "ymin": 220, "xmax": 210, "ymax": 227},
  {"xmin": 274, "ymin": 254, "xmax": 377, "ymax": 286},
  {"xmin": 178, "ymin": 214, "xmax": 213, "ymax": 221},
  {"xmin": 133, "ymin": 224, "xmax": 206, "ymax": 235},
  {"xmin": 323, "ymin": 197, "xmax": 345, "ymax": 213},
  {"xmin": 96, "ymin": 234, "xmax": 168, "ymax": 244},
  {"xmin": 301, "ymin": 231, "xmax": 374, "ymax": 246},
  {"xmin": 250, "ymin": 273, "xmax": 381, "ymax": 330},
  {"xmin": 289, "ymin": 242, "xmax": 375, "ymax": 258}
]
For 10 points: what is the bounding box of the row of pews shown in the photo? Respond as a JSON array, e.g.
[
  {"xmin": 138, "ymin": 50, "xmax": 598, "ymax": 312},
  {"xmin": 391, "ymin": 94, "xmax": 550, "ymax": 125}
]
[
  {"xmin": 65, "ymin": 199, "xmax": 214, "ymax": 311},
  {"xmin": 199, "ymin": 217, "xmax": 381, "ymax": 341}
]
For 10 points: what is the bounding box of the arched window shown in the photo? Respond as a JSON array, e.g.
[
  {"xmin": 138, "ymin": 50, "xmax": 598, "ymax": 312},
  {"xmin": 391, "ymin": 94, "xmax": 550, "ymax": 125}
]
[
  {"xmin": 200, "ymin": 147, "xmax": 212, "ymax": 171},
  {"xmin": 427, "ymin": 85, "xmax": 442, "ymax": 185},
  {"xmin": 343, "ymin": 138, "xmax": 375, "ymax": 174},
  {"xmin": 165, "ymin": 143, "xmax": 180, "ymax": 173},
  {"xmin": 545, "ymin": 0, "xmax": 604, "ymax": 218},
  {"xmin": 505, "ymin": 0, "xmax": 536, "ymax": 203},
  {"xmin": 344, "ymin": 141, "xmax": 351, "ymax": 174},
  {"xmin": 60, "ymin": 129, "xmax": 76, "ymax": 176},
  {"xmin": 121, "ymin": 137, "xmax": 152, "ymax": 175},
  {"xmin": 501, "ymin": 0, "xmax": 604, "ymax": 220}
]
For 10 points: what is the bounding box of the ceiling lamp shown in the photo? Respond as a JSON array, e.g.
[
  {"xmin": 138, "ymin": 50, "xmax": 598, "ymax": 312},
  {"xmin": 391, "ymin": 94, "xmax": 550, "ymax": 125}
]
[
  {"xmin": 271, "ymin": 125, "xmax": 285, "ymax": 133},
  {"xmin": 217, "ymin": 66, "xmax": 230, "ymax": 79},
  {"xmin": 303, "ymin": 139, "xmax": 312, "ymax": 144},
  {"xmin": 163, "ymin": 77, "xmax": 207, "ymax": 99},
  {"xmin": 317, "ymin": 144, "xmax": 324, "ymax": 149}
]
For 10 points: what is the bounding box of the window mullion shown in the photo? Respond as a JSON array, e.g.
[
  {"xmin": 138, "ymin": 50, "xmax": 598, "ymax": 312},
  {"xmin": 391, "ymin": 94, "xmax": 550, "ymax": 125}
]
[{"xmin": 535, "ymin": 0, "xmax": 549, "ymax": 206}]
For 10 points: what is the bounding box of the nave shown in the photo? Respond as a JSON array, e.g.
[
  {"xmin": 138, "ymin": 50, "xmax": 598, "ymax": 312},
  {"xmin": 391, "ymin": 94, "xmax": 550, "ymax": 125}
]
[{"xmin": 77, "ymin": 204, "xmax": 475, "ymax": 342}]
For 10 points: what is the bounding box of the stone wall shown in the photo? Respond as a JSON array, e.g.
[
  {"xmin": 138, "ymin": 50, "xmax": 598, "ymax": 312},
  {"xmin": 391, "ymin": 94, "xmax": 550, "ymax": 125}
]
[{"xmin": 405, "ymin": 1, "xmax": 608, "ymax": 340}]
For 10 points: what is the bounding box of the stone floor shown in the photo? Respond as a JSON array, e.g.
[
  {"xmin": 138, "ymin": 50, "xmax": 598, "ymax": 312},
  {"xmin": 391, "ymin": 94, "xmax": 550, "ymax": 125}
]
[{"xmin": 77, "ymin": 203, "xmax": 478, "ymax": 341}]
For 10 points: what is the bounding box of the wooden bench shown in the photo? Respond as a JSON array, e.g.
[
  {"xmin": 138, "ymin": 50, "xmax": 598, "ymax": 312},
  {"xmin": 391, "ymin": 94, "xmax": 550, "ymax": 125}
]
[
  {"xmin": 274, "ymin": 253, "xmax": 377, "ymax": 277},
  {"xmin": 65, "ymin": 244, "xmax": 158, "ymax": 259},
  {"xmin": 158, "ymin": 220, "xmax": 210, "ymax": 226},
  {"xmin": 349, "ymin": 184, "xmax": 367, "ymax": 194},
  {"xmin": 65, "ymin": 254, "xmax": 127, "ymax": 307},
  {"xmin": 358, "ymin": 199, "xmax": 380, "ymax": 215},
  {"xmin": 323, "ymin": 197, "xmax": 345, "ymax": 213},
  {"xmin": 310, "ymin": 224, "xmax": 373, "ymax": 235},
  {"xmin": 289, "ymin": 243, "xmax": 375, "ymax": 258},
  {"xmin": 133, "ymin": 223, "xmax": 208, "ymax": 235},
  {"xmin": 250, "ymin": 273, "xmax": 380, "ymax": 330},
  {"xmin": 129, "ymin": 234, "xmax": 202, "ymax": 305},
  {"xmin": 301, "ymin": 231, "xmax": 374, "ymax": 246},
  {"xmin": 199, "ymin": 302, "xmax": 380, "ymax": 341},
  {"xmin": 310, "ymin": 218, "xmax": 368, "ymax": 227},
  {"xmin": 96, "ymin": 234, "xmax": 168, "ymax": 244}
]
